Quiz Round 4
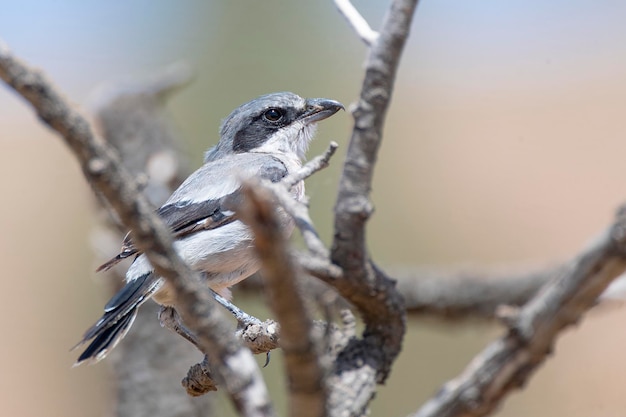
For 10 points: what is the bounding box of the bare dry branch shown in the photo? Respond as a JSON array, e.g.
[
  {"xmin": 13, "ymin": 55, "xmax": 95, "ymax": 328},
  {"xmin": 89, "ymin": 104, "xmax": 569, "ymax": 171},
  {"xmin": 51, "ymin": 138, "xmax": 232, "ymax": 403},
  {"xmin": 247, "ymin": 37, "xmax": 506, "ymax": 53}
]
[
  {"xmin": 411, "ymin": 209, "xmax": 626, "ymax": 417},
  {"xmin": 328, "ymin": 0, "xmax": 419, "ymax": 414},
  {"xmin": 240, "ymin": 182, "xmax": 327, "ymax": 417},
  {"xmin": 259, "ymin": 142, "xmax": 338, "ymax": 259},
  {"xmin": 0, "ymin": 42, "xmax": 274, "ymax": 417}
]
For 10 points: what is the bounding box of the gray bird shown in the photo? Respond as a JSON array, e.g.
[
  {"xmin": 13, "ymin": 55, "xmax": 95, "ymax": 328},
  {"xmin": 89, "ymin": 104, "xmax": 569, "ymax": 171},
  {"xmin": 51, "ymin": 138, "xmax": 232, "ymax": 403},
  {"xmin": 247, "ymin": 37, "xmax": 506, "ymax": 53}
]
[{"xmin": 73, "ymin": 92, "xmax": 343, "ymax": 365}]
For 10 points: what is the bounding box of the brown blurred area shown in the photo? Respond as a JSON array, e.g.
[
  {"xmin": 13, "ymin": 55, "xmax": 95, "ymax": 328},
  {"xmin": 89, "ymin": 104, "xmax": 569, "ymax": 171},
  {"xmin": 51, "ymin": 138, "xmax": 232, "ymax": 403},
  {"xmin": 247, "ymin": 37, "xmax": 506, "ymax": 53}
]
[{"xmin": 2, "ymin": 1, "xmax": 626, "ymax": 416}]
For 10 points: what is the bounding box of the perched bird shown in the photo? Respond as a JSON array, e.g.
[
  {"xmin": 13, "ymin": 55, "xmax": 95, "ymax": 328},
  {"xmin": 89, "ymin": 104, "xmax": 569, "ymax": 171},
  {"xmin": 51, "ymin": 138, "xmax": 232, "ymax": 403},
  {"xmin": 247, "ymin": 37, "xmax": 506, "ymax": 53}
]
[{"xmin": 74, "ymin": 92, "xmax": 343, "ymax": 365}]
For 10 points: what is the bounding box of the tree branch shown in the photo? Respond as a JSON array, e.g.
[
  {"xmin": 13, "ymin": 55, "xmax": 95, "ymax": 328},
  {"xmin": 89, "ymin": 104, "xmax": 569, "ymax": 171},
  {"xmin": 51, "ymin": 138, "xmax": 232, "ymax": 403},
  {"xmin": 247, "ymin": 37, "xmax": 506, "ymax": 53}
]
[
  {"xmin": 395, "ymin": 265, "xmax": 559, "ymax": 319},
  {"xmin": 252, "ymin": 142, "xmax": 338, "ymax": 260},
  {"xmin": 327, "ymin": 1, "xmax": 419, "ymax": 414},
  {"xmin": 0, "ymin": 42, "xmax": 274, "ymax": 417},
  {"xmin": 284, "ymin": 141, "xmax": 338, "ymax": 188},
  {"xmin": 240, "ymin": 181, "xmax": 327, "ymax": 417},
  {"xmin": 411, "ymin": 207, "xmax": 626, "ymax": 417}
]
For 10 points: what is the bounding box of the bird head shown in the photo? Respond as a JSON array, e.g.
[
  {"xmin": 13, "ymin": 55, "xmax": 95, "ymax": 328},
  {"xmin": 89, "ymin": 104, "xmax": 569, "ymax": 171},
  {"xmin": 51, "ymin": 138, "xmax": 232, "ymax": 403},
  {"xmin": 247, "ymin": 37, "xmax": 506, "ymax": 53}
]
[{"xmin": 206, "ymin": 92, "xmax": 343, "ymax": 162}]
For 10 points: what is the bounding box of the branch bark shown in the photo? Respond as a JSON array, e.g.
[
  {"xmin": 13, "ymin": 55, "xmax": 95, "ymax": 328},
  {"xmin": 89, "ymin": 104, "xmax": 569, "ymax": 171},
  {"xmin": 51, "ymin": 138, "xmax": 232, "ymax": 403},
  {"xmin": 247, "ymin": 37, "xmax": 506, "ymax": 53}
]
[
  {"xmin": 0, "ymin": 42, "xmax": 274, "ymax": 417},
  {"xmin": 240, "ymin": 181, "xmax": 326, "ymax": 417},
  {"xmin": 326, "ymin": 1, "xmax": 419, "ymax": 414}
]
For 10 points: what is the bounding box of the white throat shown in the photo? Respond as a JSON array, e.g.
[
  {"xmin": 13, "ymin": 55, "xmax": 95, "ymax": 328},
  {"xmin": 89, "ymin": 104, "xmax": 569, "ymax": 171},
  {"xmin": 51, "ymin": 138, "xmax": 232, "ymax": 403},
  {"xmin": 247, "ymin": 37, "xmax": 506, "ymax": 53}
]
[{"xmin": 253, "ymin": 121, "xmax": 318, "ymax": 161}]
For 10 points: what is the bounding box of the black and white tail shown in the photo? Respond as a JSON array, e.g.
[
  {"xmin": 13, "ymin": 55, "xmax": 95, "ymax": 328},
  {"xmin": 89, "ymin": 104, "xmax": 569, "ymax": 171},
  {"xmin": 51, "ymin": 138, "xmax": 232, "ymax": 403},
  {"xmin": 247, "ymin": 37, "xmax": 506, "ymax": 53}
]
[{"xmin": 72, "ymin": 272, "xmax": 160, "ymax": 366}]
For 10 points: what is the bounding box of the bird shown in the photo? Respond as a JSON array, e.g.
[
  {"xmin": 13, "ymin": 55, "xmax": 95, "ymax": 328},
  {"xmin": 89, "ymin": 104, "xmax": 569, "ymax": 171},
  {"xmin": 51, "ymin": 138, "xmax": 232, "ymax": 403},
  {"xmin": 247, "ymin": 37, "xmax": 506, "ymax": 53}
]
[{"xmin": 73, "ymin": 92, "xmax": 343, "ymax": 365}]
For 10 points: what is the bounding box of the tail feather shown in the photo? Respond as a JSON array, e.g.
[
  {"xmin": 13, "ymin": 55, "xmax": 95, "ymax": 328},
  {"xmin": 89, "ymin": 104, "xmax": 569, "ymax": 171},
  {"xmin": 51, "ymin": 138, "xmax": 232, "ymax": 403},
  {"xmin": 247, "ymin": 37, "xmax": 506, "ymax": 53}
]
[
  {"xmin": 73, "ymin": 272, "xmax": 161, "ymax": 365},
  {"xmin": 74, "ymin": 309, "xmax": 137, "ymax": 366}
]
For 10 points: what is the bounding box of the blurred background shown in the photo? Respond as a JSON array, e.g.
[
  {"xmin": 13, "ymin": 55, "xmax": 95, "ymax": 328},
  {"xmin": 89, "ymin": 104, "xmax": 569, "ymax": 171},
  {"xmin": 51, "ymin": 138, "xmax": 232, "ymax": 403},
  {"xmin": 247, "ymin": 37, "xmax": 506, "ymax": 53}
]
[{"xmin": 2, "ymin": 1, "xmax": 626, "ymax": 416}]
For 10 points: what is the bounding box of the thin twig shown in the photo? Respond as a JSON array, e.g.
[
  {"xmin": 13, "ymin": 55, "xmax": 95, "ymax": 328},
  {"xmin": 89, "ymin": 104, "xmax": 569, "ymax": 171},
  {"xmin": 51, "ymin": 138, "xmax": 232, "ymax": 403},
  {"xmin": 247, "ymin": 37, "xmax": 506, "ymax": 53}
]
[
  {"xmin": 334, "ymin": 0, "xmax": 380, "ymax": 46},
  {"xmin": 284, "ymin": 141, "xmax": 338, "ymax": 188},
  {"xmin": 0, "ymin": 41, "xmax": 274, "ymax": 417},
  {"xmin": 255, "ymin": 141, "xmax": 339, "ymax": 259}
]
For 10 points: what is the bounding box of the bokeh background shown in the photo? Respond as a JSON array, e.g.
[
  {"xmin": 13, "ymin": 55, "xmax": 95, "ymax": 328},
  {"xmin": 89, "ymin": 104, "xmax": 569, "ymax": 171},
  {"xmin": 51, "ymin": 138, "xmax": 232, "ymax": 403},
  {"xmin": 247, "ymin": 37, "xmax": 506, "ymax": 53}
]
[{"xmin": 2, "ymin": 1, "xmax": 626, "ymax": 416}]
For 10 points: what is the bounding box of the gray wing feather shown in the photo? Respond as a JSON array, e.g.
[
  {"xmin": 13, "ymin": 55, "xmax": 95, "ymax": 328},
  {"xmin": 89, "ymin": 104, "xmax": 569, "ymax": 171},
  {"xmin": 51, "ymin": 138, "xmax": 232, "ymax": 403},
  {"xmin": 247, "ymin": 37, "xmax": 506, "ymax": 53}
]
[{"xmin": 96, "ymin": 154, "xmax": 287, "ymax": 271}]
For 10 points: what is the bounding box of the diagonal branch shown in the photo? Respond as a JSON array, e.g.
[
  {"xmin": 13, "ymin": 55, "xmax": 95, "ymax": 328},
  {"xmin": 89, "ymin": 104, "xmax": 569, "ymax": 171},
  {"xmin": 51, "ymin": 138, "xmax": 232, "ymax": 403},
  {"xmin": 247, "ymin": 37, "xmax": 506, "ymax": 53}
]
[
  {"xmin": 411, "ymin": 207, "xmax": 626, "ymax": 417},
  {"xmin": 0, "ymin": 42, "xmax": 274, "ymax": 417},
  {"xmin": 89, "ymin": 62, "xmax": 215, "ymax": 416},
  {"xmin": 255, "ymin": 143, "xmax": 337, "ymax": 259}
]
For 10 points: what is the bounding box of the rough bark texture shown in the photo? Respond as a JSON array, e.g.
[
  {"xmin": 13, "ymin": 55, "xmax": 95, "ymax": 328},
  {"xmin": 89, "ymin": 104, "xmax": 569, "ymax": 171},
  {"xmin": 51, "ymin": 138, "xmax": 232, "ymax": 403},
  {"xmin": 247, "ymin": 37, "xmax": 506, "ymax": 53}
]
[
  {"xmin": 327, "ymin": 0, "xmax": 419, "ymax": 415},
  {"xmin": 240, "ymin": 183, "xmax": 326, "ymax": 417}
]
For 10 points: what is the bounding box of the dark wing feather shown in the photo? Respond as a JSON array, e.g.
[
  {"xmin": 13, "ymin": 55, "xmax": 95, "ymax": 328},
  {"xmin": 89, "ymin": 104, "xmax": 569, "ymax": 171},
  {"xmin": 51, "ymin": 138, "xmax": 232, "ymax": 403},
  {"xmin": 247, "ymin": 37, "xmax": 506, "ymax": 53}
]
[
  {"xmin": 157, "ymin": 197, "xmax": 236, "ymax": 237},
  {"xmin": 96, "ymin": 156, "xmax": 288, "ymax": 272}
]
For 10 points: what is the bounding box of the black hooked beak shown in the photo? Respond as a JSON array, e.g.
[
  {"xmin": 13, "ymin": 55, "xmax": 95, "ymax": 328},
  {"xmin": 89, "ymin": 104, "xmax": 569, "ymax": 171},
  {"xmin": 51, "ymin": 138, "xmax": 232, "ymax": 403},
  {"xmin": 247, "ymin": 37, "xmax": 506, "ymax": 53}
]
[{"xmin": 300, "ymin": 98, "xmax": 344, "ymax": 125}]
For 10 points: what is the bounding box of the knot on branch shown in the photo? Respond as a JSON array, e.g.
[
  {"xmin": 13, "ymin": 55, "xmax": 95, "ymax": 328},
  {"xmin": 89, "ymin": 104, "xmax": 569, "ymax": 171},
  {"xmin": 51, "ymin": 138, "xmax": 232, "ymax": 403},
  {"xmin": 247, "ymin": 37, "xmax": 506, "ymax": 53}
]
[
  {"xmin": 236, "ymin": 319, "xmax": 280, "ymax": 354},
  {"xmin": 182, "ymin": 359, "xmax": 217, "ymax": 396}
]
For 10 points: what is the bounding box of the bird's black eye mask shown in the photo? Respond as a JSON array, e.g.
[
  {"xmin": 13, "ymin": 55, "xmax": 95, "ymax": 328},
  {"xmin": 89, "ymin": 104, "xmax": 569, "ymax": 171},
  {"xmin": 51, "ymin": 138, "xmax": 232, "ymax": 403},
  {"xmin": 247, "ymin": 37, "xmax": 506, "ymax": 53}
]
[{"xmin": 232, "ymin": 106, "xmax": 305, "ymax": 153}]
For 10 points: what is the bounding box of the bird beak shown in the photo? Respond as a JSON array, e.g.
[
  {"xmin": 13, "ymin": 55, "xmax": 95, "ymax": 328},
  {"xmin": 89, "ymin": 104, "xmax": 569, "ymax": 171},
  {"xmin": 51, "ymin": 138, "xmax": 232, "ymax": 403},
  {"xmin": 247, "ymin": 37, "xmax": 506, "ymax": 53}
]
[{"xmin": 300, "ymin": 98, "xmax": 344, "ymax": 125}]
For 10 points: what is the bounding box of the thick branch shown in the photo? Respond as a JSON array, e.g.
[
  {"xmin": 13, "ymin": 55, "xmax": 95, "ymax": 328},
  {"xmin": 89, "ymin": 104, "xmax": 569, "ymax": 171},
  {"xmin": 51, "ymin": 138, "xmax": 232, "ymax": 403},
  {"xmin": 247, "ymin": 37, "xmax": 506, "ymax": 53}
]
[
  {"xmin": 411, "ymin": 209, "xmax": 626, "ymax": 417},
  {"xmin": 240, "ymin": 182, "xmax": 327, "ymax": 417},
  {"xmin": 328, "ymin": 2, "xmax": 418, "ymax": 414},
  {"xmin": 0, "ymin": 43, "xmax": 273, "ymax": 417}
]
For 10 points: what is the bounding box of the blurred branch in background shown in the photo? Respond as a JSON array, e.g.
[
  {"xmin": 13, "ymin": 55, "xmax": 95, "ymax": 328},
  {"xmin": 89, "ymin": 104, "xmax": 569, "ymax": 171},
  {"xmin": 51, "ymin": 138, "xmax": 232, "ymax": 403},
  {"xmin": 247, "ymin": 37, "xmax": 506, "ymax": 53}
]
[{"xmin": 397, "ymin": 265, "xmax": 558, "ymax": 318}]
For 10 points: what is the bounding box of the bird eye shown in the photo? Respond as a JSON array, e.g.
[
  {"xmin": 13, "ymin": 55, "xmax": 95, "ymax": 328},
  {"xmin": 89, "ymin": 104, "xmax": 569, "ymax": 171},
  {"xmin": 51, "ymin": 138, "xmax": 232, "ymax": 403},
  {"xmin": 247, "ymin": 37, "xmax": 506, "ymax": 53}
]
[{"xmin": 263, "ymin": 108, "xmax": 283, "ymax": 122}]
